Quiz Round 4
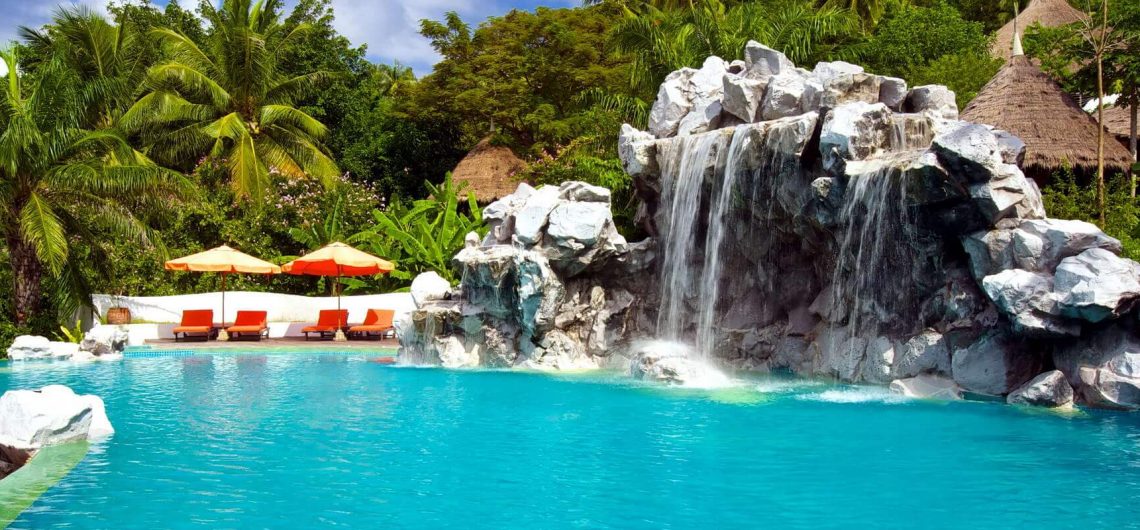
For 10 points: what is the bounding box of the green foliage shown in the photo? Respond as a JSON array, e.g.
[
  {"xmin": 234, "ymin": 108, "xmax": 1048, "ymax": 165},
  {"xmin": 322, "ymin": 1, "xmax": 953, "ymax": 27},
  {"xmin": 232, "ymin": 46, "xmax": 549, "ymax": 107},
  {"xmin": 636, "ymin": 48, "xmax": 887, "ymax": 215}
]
[
  {"xmin": 54, "ymin": 319, "xmax": 84, "ymax": 343},
  {"xmin": 861, "ymin": 1, "xmax": 991, "ymax": 76},
  {"xmin": 906, "ymin": 50, "xmax": 1002, "ymax": 107},
  {"xmin": 1042, "ymin": 167, "xmax": 1140, "ymax": 260},
  {"xmin": 122, "ymin": 0, "xmax": 340, "ymax": 202},
  {"xmin": 610, "ymin": 0, "xmax": 861, "ymax": 97},
  {"xmin": 348, "ymin": 175, "xmax": 486, "ymax": 290}
]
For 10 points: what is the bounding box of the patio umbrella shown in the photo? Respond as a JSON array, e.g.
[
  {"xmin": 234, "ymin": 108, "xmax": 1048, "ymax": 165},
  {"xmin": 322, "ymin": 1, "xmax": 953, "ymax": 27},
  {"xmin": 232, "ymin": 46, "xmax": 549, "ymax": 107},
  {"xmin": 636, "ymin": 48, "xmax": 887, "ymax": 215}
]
[
  {"xmin": 164, "ymin": 245, "xmax": 282, "ymax": 340},
  {"xmin": 282, "ymin": 242, "xmax": 394, "ymax": 341}
]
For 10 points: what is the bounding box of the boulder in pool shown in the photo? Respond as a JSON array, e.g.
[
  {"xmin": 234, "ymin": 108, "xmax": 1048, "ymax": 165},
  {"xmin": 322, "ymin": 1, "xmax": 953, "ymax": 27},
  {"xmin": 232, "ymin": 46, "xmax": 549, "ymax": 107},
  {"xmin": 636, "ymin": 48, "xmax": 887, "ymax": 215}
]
[
  {"xmin": 7, "ymin": 336, "xmax": 79, "ymax": 361},
  {"xmin": 0, "ymin": 385, "xmax": 113, "ymax": 450},
  {"xmin": 1006, "ymin": 370, "xmax": 1074, "ymax": 408},
  {"xmin": 889, "ymin": 374, "xmax": 962, "ymax": 400},
  {"xmin": 411, "ymin": 271, "xmax": 452, "ymax": 308}
]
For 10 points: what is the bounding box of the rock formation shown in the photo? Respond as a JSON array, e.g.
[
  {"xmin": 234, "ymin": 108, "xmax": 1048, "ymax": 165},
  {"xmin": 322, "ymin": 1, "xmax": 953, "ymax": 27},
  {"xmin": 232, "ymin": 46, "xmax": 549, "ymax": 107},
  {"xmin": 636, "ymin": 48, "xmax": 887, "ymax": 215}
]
[
  {"xmin": 619, "ymin": 41, "xmax": 1140, "ymax": 408},
  {"xmin": 0, "ymin": 385, "xmax": 113, "ymax": 479},
  {"xmin": 399, "ymin": 181, "xmax": 655, "ymax": 370},
  {"xmin": 6, "ymin": 326, "xmax": 127, "ymax": 362},
  {"xmin": 399, "ymin": 40, "xmax": 1140, "ymax": 410}
]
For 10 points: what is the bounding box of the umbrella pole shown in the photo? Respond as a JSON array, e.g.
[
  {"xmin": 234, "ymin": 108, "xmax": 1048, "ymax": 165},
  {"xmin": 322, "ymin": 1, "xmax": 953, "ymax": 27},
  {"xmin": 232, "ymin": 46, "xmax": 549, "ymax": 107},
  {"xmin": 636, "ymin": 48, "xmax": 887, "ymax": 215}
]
[
  {"xmin": 334, "ymin": 267, "xmax": 347, "ymax": 342},
  {"xmin": 217, "ymin": 272, "xmax": 230, "ymax": 341}
]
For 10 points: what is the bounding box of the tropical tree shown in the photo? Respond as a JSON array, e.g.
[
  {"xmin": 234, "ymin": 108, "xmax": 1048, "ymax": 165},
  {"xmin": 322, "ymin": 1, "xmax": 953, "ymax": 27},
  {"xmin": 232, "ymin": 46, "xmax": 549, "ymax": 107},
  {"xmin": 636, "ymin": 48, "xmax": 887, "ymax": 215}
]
[
  {"xmin": 349, "ymin": 175, "xmax": 485, "ymax": 289},
  {"xmin": 0, "ymin": 49, "xmax": 190, "ymax": 325},
  {"xmin": 122, "ymin": 0, "xmax": 339, "ymax": 202},
  {"xmin": 609, "ymin": 0, "xmax": 860, "ymax": 95}
]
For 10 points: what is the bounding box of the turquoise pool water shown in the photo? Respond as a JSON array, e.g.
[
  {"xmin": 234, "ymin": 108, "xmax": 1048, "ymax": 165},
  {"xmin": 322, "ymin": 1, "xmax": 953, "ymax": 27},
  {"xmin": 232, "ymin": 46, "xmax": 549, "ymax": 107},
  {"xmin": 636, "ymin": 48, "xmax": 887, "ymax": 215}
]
[{"xmin": 3, "ymin": 353, "xmax": 1140, "ymax": 529}]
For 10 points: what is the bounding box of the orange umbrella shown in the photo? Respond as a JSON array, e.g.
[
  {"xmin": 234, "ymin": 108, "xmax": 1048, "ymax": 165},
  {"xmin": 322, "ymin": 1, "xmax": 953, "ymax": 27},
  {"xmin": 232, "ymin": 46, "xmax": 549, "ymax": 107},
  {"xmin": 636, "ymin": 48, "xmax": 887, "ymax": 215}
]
[
  {"xmin": 165, "ymin": 245, "xmax": 281, "ymax": 337},
  {"xmin": 283, "ymin": 242, "xmax": 394, "ymax": 312}
]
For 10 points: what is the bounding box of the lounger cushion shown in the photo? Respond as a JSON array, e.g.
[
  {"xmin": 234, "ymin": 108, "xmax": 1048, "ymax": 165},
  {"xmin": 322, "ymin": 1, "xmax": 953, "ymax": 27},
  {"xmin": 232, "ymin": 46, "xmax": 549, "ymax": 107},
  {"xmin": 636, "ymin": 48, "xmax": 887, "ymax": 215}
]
[
  {"xmin": 302, "ymin": 325, "xmax": 339, "ymax": 333},
  {"xmin": 173, "ymin": 326, "xmax": 212, "ymax": 334},
  {"xmin": 227, "ymin": 325, "xmax": 265, "ymax": 333},
  {"xmin": 348, "ymin": 325, "xmax": 393, "ymax": 333}
]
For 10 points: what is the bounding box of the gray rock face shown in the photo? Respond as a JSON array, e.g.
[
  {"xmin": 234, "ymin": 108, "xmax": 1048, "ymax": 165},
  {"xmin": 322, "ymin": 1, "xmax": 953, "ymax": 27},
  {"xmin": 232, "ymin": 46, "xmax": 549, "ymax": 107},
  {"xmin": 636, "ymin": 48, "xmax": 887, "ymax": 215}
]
[
  {"xmin": 744, "ymin": 41, "xmax": 794, "ymax": 80},
  {"xmin": 893, "ymin": 330, "xmax": 951, "ymax": 378},
  {"xmin": 878, "ymin": 77, "xmax": 908, "ymax": 110},
  {"xmin": 951, "ymin": 331, "xmax": 1041, "ymax": 396},
  {"xmin": 649, "ymin": 69, "xmax": 695, "ymax": 138},
  {"xmin": 905, "ymin": 85, "xmax": 958, "ymax": 120},
  {"xmin": 819, "ymin": 102, "xmax": 891, "ymax": 173},
  {"xmin": 1054, "ymin": 324, "xmax": 1140, "ymax": 409},
  {"xmin": 760, "ymin": 73, "xmax": 807, "ymax": 120},
  {"xmin": 1007, "ymin": 370, "xmax": 1074, "ymax": 407},
  {"xmin": 722, "ymin": 75, "xmax": 766, "ymax": 122},
  {"xmin": 618, "ymin": 124, "xmax": 658, "ymax": 179}
]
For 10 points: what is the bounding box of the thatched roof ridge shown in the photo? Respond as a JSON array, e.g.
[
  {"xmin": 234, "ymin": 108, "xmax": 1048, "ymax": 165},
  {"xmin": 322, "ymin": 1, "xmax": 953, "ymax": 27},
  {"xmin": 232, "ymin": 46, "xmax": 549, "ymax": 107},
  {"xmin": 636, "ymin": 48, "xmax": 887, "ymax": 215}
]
[
  {"xmin": 961, "ymin": 55, "xmax": 1134, "ymax": 173},
  {"xmin": 992, "ymin": 0, "xmax": 1089, "ymax": 59},
  {"xmin": 450, "ymin": 138, "xmax": 528, "ymax": 203}
]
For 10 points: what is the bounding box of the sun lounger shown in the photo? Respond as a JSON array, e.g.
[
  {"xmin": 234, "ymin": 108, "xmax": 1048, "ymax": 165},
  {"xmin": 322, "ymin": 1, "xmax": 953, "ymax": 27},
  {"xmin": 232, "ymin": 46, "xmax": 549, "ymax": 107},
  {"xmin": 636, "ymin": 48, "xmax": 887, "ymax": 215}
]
[
  {"xmin": 302, "ymin": 309, "xmax": 349, "ymax": 340},
  {"xmin": 226, "ymin": 311, "xmax": 269, "ymax": 340},
  {"xmin": 348, "ymin": 309, "xmax": 395, "ymax": 340},
  {"xmin": 173, "ymin": 309, "xmax": 214, "ymax": 341}
]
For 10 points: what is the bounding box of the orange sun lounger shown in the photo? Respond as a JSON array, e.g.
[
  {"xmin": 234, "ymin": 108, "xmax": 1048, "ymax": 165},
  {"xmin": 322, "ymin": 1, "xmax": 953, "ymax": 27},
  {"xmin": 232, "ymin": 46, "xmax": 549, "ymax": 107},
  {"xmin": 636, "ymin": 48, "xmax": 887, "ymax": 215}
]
[
  {"xmin": 173, "ymin": 309, "xmax": 215, "ymax": 341},
  {"xmin": 226, "ymin": 311, "xmax": 269, "ymax": 340},
  {"xmin": 302, "ymin": 309, "xmax": 349, "ymax": 340},
  {"xmin": 348, "ymin": 309, "xmax": 395, "ymax": 340}
]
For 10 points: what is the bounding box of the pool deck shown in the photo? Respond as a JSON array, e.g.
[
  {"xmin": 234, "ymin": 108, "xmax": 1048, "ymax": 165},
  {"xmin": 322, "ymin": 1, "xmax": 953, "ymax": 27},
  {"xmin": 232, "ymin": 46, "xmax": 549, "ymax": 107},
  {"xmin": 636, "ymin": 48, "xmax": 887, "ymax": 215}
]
[{"xmin": 141, "ymin": 337, "xmax": 399, "ymax": 351}]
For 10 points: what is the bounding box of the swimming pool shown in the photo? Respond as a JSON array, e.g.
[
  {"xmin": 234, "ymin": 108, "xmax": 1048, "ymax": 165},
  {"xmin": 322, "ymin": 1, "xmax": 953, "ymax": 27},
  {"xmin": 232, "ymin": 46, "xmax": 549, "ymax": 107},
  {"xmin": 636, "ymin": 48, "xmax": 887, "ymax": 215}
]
[{"xmin": 3, "ymin": 352, "xmax": 1140, "ymax": 529}]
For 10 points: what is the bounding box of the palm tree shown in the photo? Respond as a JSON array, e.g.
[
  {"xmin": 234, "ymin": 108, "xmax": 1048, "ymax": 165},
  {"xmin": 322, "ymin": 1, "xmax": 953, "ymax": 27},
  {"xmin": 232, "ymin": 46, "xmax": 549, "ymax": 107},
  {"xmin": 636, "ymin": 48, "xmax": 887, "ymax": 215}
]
[
  {"xmin": 0, "ymin": 49, "xmax": 190, "ymax": 325},
  {"xmin": 610, "ymin": 0, "xmax": 859, "ymax": 94},
  {"xmin": 122, "ymin": 0, "xmax": 338, "ymax": 202},
  {"xmin": 19, "ymin": 7, "xmax": 151, "ymax": 129},
  {"xmin": 371, "ymin": 63, "xmax": 416, "ymax": 98}
]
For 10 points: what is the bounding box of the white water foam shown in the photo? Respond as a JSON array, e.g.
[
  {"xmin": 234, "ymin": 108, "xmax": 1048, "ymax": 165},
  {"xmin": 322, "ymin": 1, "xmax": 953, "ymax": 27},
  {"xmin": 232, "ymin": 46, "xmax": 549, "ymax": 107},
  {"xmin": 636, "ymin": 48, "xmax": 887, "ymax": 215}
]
[{"xmin": 797, "ymin": 386, "xmax": 908, "ymax": 404}]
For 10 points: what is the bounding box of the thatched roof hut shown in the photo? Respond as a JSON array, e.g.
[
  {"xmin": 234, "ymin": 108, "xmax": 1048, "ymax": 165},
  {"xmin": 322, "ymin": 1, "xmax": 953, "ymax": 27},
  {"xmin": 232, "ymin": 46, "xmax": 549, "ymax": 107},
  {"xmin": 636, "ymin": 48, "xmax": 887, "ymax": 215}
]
[
  {"xmin": 1095, "ymin": 104, "xmax": 1133, "ymax": 145},
  {"xmin": 991, "ymin": 0, "xmax": 1088, "ymax": 60},
  {"xmin": 450, "ymin": 138, "xmax": 528, "ymax": 203},
  {"xmin": 961, "ymin": 52, "xmax": 1134, "ymax": 180}
]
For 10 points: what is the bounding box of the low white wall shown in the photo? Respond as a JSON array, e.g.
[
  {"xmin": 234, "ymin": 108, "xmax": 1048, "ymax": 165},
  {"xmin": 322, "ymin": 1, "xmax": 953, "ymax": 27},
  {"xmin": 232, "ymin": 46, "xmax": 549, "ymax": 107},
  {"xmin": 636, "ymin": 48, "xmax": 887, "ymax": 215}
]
[{"xmin": 91, "ymin": 291, "xmax": 414, "ymax": 341}]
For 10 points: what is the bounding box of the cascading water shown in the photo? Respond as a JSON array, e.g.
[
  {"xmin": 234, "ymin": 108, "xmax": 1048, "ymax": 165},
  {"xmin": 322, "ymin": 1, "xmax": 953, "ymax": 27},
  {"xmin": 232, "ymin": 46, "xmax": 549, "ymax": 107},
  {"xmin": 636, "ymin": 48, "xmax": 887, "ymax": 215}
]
[
  {"xmin": 656, "ymin": 132, "xmax": 727, "ymax": 342},
  {"xmin": 828, "ymin": 156, "xmax": 918, "ymax": 337},
  {"xmin": 695, "ymin": 127, "xmax": 753, "ymax": 358}
]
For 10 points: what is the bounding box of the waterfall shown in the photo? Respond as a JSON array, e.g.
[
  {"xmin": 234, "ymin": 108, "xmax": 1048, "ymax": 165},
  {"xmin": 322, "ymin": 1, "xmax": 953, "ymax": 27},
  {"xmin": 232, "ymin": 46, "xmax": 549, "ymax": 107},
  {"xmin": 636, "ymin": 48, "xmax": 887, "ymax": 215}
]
[
  {"xmin": 695, "ymin": 127, "xmax": 753, "ymax": 358},
  {"xmin": 828, "ymin": 157, "xmax": 916, "ymax": 336},
  {"xmin": 656, "ymin": 132, "xmax": 726, "ymax": 341}
]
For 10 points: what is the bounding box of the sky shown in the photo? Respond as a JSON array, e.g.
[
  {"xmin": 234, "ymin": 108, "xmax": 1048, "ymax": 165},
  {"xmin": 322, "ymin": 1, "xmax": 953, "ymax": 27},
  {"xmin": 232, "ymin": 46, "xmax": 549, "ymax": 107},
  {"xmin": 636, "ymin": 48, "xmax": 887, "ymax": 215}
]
[{"xmin": 0, "ymin": 0, "xmax": 577, "ymax": 76}]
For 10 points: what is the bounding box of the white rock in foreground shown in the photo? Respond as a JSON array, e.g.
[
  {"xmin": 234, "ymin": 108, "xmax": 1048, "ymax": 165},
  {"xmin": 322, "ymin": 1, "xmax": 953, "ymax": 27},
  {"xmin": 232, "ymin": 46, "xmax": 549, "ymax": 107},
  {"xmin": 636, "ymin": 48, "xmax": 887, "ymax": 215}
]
[
  {"xmin": 0, "ymin": 385, "xmax": 113, "ymax": 450},
  {"xmin": 411, "ymin": 272, "xmax": 452, "ymax": 308},
  {"xmin": 1007, "ymin": 370, "xmax": 1074, "ymax": 408},
  {"xmin": 628, "ymin": 341, "xmax": 730, "ymax": 388}
]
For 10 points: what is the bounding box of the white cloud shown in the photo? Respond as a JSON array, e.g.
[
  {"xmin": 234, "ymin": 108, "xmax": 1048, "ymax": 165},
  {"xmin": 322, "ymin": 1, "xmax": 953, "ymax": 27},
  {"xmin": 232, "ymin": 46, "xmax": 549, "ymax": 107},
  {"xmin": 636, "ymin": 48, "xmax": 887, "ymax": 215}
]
[{"xmin": 328, "ymin": 0, "xmax": 576, "ymax": 75}]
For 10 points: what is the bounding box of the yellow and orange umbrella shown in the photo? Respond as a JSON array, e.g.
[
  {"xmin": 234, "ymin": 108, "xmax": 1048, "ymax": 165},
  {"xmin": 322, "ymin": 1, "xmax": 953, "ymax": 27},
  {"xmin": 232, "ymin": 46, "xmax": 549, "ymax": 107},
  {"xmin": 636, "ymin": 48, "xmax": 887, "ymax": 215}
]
[
  {"xmin": 283, "ymin": 241, "xmax": 394, "ymax": 313},
  {"xmin": 165, "ymin": 245, "xmax": 281, "ymax": 336}
]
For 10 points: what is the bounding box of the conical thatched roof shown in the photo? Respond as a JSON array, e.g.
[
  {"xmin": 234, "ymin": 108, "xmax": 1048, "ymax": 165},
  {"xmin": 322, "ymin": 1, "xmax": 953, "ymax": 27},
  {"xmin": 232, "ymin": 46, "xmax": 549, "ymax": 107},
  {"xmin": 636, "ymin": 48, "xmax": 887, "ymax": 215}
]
[
  {"xmin": 992, "ymin": 0, "xmax": 1089, "ymax": 59},
  {"xmin": 450, "ymin": 138, "xmax": 528, "ymax": 203},
  {"xmin": 962, "ymin": 55, "xmax": 1134, "ymax": 174}
]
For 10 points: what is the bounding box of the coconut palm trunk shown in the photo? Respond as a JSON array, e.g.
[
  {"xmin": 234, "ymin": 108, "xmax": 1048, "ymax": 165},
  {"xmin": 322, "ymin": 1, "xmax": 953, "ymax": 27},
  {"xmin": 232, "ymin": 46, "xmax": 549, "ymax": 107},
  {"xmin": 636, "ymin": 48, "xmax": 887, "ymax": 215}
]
[{"xmin": 7, "ymin": 230, "xmax": 43, "ymax": 327}]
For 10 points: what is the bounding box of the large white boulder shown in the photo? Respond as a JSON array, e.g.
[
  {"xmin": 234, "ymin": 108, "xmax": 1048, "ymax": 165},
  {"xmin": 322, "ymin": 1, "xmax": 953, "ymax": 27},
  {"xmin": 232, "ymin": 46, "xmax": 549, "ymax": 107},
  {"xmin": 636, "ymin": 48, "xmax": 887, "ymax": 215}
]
[
  {"xmin": 744, "ymin": 41, "xmax": 794, "ymax": 80},
  {"xmin": 547, "ymin": 202, "xmax": 611, "ymax": 246},
  {"xmin": 1054, "ymin": 248, "xmax": 1140, "ymax": 323},
  {"xmin": 411, "ymin": 272, "xmax": 452, "ymax": 309},
  {"xmin": 513, "ymin": 185, "xmax": 562, "ymax": 245},
  {"xmin": 760, "ymin": 73, "xmax": 807, "ymax": 121},
  {"xmin": 0, "ymin": 385, "xmax": 113, "ymax": 450},
  {"xmin": 7, "ymin": 335, "xmax": 52, "ymax": 361},
  {"xmin": 1054, "ymin": 325, "xmax": 1140, "ymax": 409},
  {"xmin": 905, "ymin": 85, "xmax": 958, "ymax": 120},
  {"xmin": 648, "ymin": 68, "xmax": 695, "ymax": 138},
  {"xmin": 819, "ymin": 102, "xmax": 892, "ymax": 173},
  {"xmin": 618, "ymin": 124, "xmax": 658, "ymax": 178},
  {"xmin": 722, "ymin": 75, "xmax": 766, "ymax": 122}
]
